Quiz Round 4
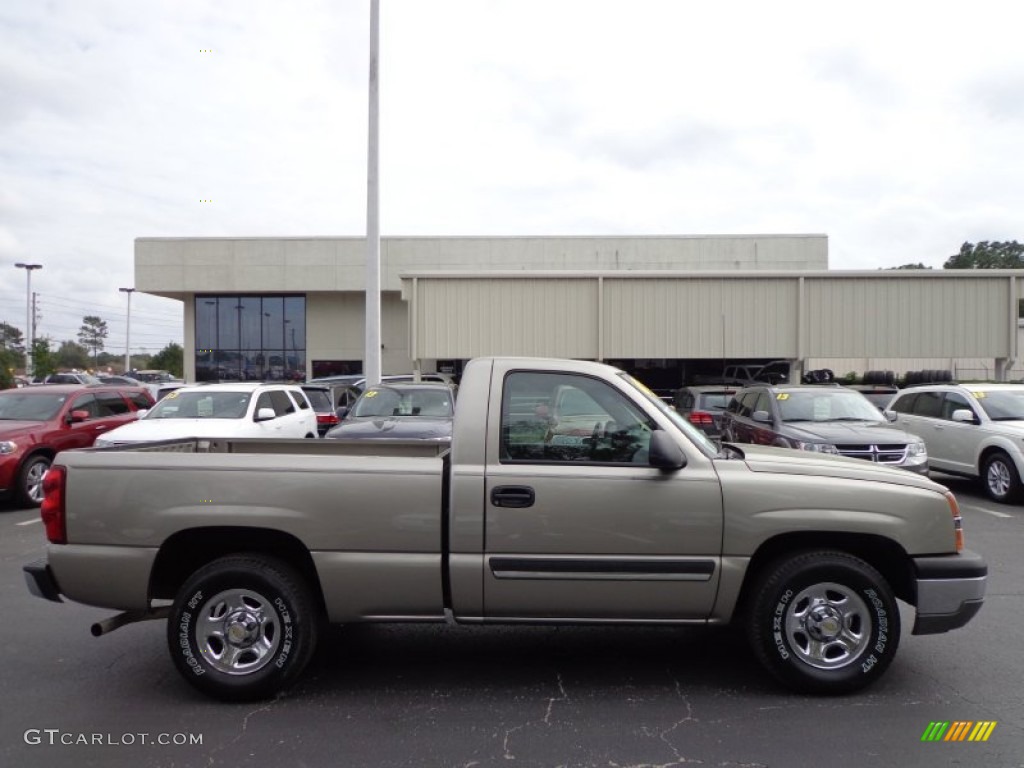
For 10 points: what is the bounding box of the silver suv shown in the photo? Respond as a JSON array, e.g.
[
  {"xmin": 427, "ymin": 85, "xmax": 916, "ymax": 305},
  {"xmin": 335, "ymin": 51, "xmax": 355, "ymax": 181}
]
[{"xmin": 886, "ymin": 383, "xmax": 1024, "ymax": 502}]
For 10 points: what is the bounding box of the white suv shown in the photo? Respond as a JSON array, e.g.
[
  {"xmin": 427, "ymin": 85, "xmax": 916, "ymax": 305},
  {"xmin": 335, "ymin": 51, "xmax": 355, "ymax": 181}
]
[
  {"xmin": 94, "ymin": 382, "xmax": 318, "ymax": 446},
  {"xmin": 886, "ymin": 383, "xmax": 1024, "ymax": 502}
]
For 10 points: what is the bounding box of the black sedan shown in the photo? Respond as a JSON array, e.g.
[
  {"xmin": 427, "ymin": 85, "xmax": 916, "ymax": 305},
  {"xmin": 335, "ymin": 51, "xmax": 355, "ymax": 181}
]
[{"xmin": 325, "ymin": 382, "xmax": 454, "ymax": 442}]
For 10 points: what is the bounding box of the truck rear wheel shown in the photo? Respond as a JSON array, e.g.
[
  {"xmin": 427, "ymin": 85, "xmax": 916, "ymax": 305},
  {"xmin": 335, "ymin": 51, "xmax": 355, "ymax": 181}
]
[
  {"xmin": 167, "ymin": 555, "xmax": 318, "ymax": 701},
  {"xmin": 747, "ymin": 551, "xmax": 900, "ymax": 694}
]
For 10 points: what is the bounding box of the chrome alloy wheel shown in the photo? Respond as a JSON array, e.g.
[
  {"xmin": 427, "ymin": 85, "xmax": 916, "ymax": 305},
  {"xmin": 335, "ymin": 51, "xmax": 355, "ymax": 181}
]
[
  {"xmin": 986, "ymin": 459, "xmax": 1012, "ymax": 499},
  {"xmin": 784, "ymin": 582, "xmax": 872, "ymax": 670},
  {"xmin": 25, "ymin": 460, "xmax": 49, "ymax": 504},
  {"xmin": 195, "ymin": 589, "xmax": 282, "ymax": 675}
]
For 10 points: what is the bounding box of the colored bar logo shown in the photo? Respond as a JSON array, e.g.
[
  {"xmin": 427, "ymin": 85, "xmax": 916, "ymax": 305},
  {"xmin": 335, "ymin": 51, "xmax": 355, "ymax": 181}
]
[{"xmin": 921, "ymin": 721, "xmax": 997, "ymax": 742}]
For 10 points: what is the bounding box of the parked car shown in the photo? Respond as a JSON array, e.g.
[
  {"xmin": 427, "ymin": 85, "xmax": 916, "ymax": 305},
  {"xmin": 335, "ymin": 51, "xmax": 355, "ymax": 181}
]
[
  {"xmin": 130, "ymin": 369, "xmax": 177, "ymax": 383},
  {"xmin": 693, "ymin": 360, "xmax": 790, "ymax": 386},
  {"xmin": 885, "ymin": 383, "xmax": 1024, "ymax": 502},
  {"xmin": 721, "ymin": 384, "xmax": 928, "ymax": 473},
  {"xmin": 0, "ymin": 383, "xmax": 154, "ymax": 505},
  {"xmin": 673, "ymin": 385, "xmax": 738, "ymax": 440},
  {"xmin": 300, "ymin": 383, "xmax": 341, "ymax": 436},
  {"xmin": 93, "ymin": 382, "xmax": 318, "ymax": 446},
  {"xmin": 326, "ymin": 382, "xmax": 455, "ymax": 442},
  {"xmin": 43, "ymin": 372, "xmax": 102, "ymax": 385}
]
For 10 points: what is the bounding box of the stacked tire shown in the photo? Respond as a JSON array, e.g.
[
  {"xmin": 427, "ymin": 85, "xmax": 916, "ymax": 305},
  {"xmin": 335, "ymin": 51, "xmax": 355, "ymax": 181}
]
[
  {"xmin": 801, "ymin": 368, "xmax": 835, "ymax": 384},
  {"xmin": 862, "ymin": 370, "xmax": 896, "ymax": 386},
  {"xmin": 903, "ymin": 369, "xmax": 953, "ymax": 386}
]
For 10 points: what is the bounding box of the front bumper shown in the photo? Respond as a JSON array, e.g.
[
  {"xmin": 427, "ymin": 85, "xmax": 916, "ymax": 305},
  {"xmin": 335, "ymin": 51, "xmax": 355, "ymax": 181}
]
[
  {"xmin": 911, "ymin": 549, "xmax": 987, "ymax": 635},
  {"xmin": 24, "ymin": 558, "xmax": 63, "ymax": 603}
]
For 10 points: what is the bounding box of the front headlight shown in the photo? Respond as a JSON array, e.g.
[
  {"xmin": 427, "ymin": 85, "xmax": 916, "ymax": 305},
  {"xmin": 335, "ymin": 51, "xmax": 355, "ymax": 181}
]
[
  {"xmin": 93, "ymin": 438, "xmax": 111, "ymax": 448},
  {"xmin": 794, "ymin": 440, "xmax": 839, "ymax": 454},
  {"xmin": 0, "ymin": 440, "xmax": 17, "ymax": 455},
  {"xmin": 905, "ymin": 440, "xmax": 928, "ymax": 464}
]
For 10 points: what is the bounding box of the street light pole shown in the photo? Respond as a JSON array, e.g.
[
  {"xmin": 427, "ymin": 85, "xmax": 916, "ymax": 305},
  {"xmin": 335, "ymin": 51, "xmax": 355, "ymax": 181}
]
[
  {"xmin": 119, "ymin": 288, "xmax": 135, "ymax": 374},
  {"xmin": 14, "ymin": 263, "xmax": 42, "ymax": 379},
  {"xmin": 364, "ymin": 0, "xmax": 382, "ymax": 387}
]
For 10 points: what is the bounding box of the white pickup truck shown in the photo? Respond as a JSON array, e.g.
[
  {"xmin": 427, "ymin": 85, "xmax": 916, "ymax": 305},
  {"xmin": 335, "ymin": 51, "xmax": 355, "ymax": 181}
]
[{"xmin": 24, "ymin": 357, "xmax": 986, "ymax": 701}]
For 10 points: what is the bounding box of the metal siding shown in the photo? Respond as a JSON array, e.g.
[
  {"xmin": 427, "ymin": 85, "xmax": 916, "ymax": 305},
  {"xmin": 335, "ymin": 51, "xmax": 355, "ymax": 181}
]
[
  {"xmin": 805, "ymin": 277, "xmax": 1009, "ymax": 357},
  {"xmin": 602, "ymin": 279, "xmax": 798, "ymax": 358},
  {"xmin": 416, "ymin": 279, "xmax": 598, "ymax": 359}
]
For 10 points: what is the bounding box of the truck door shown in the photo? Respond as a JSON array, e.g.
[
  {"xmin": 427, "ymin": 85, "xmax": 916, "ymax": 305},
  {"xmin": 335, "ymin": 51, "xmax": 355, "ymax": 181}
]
[{"xmin": 482, "ymin": 369, "xmax": 724, "ymax": 621}]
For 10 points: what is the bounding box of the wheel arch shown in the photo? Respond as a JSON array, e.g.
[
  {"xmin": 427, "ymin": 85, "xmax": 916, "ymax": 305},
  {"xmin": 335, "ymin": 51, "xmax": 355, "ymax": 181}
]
[
  {"xmin": 733, "ymin": 531, "xmax": 915, "ymax": 617},
  {"xmin": 150, "ymin": 526, "xmax": 326, "ymax": 616},
  {"xmin": 978, "ymin": 443, "xmax": 1023, "ymax": 476}
]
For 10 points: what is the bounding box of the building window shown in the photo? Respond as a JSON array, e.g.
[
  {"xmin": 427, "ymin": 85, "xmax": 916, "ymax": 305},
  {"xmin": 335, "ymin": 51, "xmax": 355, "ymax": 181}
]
[{"xmin": 195, "ymin": 296, "xmax": 306, "ymax": 382}]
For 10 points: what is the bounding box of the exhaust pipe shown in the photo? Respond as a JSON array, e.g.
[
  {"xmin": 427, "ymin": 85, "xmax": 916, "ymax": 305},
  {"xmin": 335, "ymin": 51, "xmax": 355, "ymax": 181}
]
[{"xmin": 91, "ymin": 607, "xmax": 171, "ymax": 637}]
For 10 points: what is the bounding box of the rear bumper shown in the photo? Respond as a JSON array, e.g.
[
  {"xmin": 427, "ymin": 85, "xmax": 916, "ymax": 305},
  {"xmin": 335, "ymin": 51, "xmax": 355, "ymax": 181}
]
[
  {"xmin": 911, "ymin": 549, "xmax": 987, "ymax": 635},
  {"xmin": 24, "ymin": 558, "xmax": 63, "ymax": 603}
]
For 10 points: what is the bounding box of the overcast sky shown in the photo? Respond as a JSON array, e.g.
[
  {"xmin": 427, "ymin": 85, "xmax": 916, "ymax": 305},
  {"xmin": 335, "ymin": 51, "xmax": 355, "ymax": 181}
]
[{"xmin": 2, "ymin": 0, "xmax": 1022, "ymax": 359}]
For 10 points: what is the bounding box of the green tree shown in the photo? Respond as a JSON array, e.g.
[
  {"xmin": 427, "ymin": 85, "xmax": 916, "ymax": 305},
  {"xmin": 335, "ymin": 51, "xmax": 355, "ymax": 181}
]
[
  {"xmin": 32, "ymin": 338, "xmax": 56, "ymax": 380},
  {"xmin": 944, "ymin": 241, "xmax": 1024, "ymax": 269},
  {"xmin": 0, "ymin": 322, "xmax": 26, "ymax": 369},
  {"xmin": 887, "ymin": 263, "xmax": 932, "ymax": 270},
  {"xmin": 77, "ymin": 315, "xmax": 109, "ymax": 364},
  {"xmin": 149, "ymin": 342, "xmax": 184, "ymax": 378},
  {"xmin": 0, "ymin": 349, "xmax": 15, "ymax": 388},
  {"xmin": 55, "ymin": 340, "xmax": 90, "ymax": 371}
]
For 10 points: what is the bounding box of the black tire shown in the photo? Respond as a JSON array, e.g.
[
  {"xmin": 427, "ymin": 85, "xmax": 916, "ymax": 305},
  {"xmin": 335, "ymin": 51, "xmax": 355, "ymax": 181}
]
[
  {"xmin": 939, "ymin": 369, "xmax": 953, "ymax": 383},
  {"xmin": 168, "ymin": 554, "xmax": 319, "ymax": 701},
  {"xmin": 747, "ymin": 551, "xmax": 900, "ymax": 694},
  {"xmin": 982, "ymin": 451, "xmax": 1023, "ymax": 504},
  {"xmin": 884, "ymin": 371, "xmax": 896, "ymax": 386},
  {"xmin": 821, "ymin": 369, "xmax": 834, "ymax": 382},
  {"xmin": 17, "ymin": 454, "xmax": 51, "ymax": 508}
]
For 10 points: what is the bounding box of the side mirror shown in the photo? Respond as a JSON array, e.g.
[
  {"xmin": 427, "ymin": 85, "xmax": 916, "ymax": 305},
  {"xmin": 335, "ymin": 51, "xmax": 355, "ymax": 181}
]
[
  {"xmin": 951, "ymin": 409, "xmax": 978, "ymax": 424},
  {"xmin": 883, "ymin": 410, "xmax": 897, "ymax": 423},
  {"xmin": 752, "ymin": 410, "xmax": 772, "ymax": 424},
  {"xmin": 648, "ymin": 431, "xmax": 687, "ymax": 471},
  {"xmin": 254, "ymin": 407, "xmax": 277, "ymax": 422},
  {"xmin": 336, "ymin": 406, "xmax": 350, "ymax": 420},
  {"xmin": 135, "ymin": 409, "xmax": 149, "ymax": 419}
]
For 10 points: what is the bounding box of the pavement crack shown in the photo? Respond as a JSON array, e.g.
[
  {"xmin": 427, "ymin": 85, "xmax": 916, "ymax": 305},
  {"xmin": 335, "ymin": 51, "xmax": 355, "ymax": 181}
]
[
  {"xmin": 205, "ymin": 694, "xmax": 284, "ymax": 767},
  {"xmin": 503, "ymin": 672, "xmax": 568, "ymax": 760}
]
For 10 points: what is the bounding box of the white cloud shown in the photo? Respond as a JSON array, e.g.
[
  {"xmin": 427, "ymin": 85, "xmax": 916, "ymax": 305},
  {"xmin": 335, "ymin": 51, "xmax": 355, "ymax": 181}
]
[{"xmin": 2, "ymin": 0, "xmax": 1023, "ymax": 352}]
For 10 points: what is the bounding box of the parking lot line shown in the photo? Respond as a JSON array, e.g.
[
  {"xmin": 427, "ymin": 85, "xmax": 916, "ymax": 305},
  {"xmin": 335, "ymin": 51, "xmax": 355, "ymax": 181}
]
[
  {"xmin": 961, "ymin": 503, "xmax": 1013, "ymax": 519},
  {"xmin": 15, "ymin": 517, "xmax": 41, "ymax": 526}
]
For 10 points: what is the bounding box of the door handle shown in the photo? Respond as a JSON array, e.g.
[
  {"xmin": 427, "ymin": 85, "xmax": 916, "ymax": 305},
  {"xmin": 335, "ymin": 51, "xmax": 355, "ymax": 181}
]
[{"xmin": 491, "ymin": 486, "xmax": 535, "ymax": 508}]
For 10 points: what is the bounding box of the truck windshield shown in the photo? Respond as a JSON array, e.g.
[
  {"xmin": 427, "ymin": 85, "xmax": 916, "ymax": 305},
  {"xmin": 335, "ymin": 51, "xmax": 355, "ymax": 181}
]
[
  {"xmin": 778, "ymin": 391, "xmax": 883, "ymax": 423},
  {"xmin": 974, "ymin": 389, "xmax": 1024, "ymax": 421},
  {"xmin": 145, "ymin": 391, "xmax": 252, "ymax": 419},
  {"xmin": 617, "ymin": 373, "xmax": 718, "ymax": 456},
  {"xmin": 0, "ymin": 392, "xmax": 66, "ymax": 421}
]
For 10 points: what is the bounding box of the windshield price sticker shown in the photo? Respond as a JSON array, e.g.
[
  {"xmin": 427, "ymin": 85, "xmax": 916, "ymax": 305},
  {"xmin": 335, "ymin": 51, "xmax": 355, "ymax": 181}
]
[
  {"xmin": 972, "ymin": 392, "xmax": 986, "ymax": 399},
  {"xmin": 165, "ymin": 391, "xmax": 179, "ymax": 399},
  {"xmin": 365, "ymin": 391, "xmax": 378, "ymax": 398},
  {"xmin": 776, "ymin": 393, "xmax": 790, "ymax": 400}
]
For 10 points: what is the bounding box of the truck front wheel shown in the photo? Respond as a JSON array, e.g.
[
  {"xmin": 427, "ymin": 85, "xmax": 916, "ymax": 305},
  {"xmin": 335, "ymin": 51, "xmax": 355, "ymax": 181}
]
[
  {"xmin": 747, "ymin": 551, "xmax": 900, "ymax": 694},
  {"xmin": 167, "ymin": 555, "xmax": 318, "ymax": 701}
]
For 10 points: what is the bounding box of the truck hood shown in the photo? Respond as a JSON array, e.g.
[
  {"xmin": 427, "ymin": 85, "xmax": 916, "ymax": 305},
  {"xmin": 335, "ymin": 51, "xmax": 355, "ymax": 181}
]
[
  {"xmin": 727, "ymin": 443, "xmax": 943, "ymax": 492},
  {"xmin": 96, "ymin": 418, "xmax": 252, "ymax": 444},
  {"xmin": 0, "ymin": 420, "xmax": 45, "ymax": 440},
  {"xmin": 326, "ymin": 416, "xmax": 452, "ymax": 441},
  {"xmin": 782, "ymin": 421, "xmax": 919, "ymax": 444}
]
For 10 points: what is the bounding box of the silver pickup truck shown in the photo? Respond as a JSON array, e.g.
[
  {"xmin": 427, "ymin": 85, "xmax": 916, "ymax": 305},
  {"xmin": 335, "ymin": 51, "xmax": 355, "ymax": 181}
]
[{"xmin": 24, "ymin": 357, "xmax": 987, "ymax": 701}]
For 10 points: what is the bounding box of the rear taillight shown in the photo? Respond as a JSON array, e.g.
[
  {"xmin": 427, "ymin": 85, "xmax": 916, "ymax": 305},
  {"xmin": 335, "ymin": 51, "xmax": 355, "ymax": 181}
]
[
  {"xmin": 944, "ymin": 491, "xmax": 964, "ymax": 552},
  {"xmin": 40, "ymin": 466, "xmax": 66, "ymax": 544},
  {"xmin": 317, "ymin": 414, "xmax": 339, "ymax": 426},
  {"xmin": 688, "ymin": 411, "xmax": 715, "ymax": 427}
]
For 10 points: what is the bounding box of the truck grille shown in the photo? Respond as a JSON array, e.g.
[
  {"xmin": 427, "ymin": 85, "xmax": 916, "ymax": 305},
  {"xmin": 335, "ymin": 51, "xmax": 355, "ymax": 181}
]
[{"xmin": 836, "ymin": 443, "xmax": 907, "ymax": 464}]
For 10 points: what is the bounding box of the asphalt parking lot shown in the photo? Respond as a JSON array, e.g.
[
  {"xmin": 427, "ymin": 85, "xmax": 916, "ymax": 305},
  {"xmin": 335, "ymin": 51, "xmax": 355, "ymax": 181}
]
[{"xmin": 0, "ymin": 472, "xmax": 1021, "ymax": 768}]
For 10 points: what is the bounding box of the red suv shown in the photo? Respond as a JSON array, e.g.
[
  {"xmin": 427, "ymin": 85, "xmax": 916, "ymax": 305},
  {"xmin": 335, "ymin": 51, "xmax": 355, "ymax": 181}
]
[{"xmin": 0, "ymin": 384, "xmax": 154, "ymax": 507}]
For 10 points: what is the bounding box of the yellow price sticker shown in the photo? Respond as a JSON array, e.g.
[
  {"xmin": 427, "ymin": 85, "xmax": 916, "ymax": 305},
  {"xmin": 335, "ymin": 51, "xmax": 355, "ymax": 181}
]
[
  {"xmin": 776, "ymin": 393, "xmax": 790, "ymax": 400},
  {"xmin": 972, "ymin": 392, "xmax": 986, "ymax": 399},
  {"xmin": 165, "ymin": 390, "xmax": 179, "ymax": 399},
  {"xmin": 364, "ymin": 390, "xmax": 378, "ymax": 398}
]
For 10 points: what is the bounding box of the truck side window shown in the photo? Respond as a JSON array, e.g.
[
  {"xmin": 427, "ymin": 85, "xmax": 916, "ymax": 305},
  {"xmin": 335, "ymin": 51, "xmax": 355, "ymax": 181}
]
[{"xmin": 500, "ymin": 371, "xmax": 655, "ymax": 465}]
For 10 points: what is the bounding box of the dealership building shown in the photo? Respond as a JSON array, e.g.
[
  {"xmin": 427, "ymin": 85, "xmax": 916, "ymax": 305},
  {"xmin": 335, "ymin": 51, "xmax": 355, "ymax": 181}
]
[{"xmin": 135, "ymin": 234, "xmax": 1024, "ymax": 387}]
